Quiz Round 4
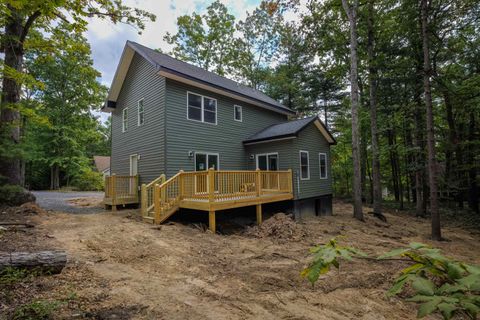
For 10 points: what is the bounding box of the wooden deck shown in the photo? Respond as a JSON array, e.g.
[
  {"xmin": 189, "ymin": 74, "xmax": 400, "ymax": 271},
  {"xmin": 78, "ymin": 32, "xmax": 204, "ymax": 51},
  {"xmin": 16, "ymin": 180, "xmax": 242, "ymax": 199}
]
[
  {"xmin": 104, "ymin": 174, "xmax": 139, "ymax": 209},
  {"xmin": 141, "ymin": 169, "xmax": 294, "ymax": 232}
]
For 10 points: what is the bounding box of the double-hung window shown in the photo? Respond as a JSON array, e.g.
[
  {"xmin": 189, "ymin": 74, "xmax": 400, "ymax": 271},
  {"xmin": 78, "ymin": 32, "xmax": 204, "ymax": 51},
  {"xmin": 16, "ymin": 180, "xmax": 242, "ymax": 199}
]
[
  {"xmin": 234, "ymin": 105, "xmax": 242, "ymax": 122},
  {"xmin": 137, "ymin": 99, "xmax": 144, "ymax": 126},
  {"xmin": 187, "ymin": 92, "xmax": 217, "ymax": 124},
  {"xmin": 319, "ymin": 153, "xmax": 327, "ymax": 179},
  {"xmin": 299, "ymin": 151, "xmax": 310, "ymax": 180},
  {"xmin": 122, "ymin": 108, "xmax": 128, "ymax": 132}
]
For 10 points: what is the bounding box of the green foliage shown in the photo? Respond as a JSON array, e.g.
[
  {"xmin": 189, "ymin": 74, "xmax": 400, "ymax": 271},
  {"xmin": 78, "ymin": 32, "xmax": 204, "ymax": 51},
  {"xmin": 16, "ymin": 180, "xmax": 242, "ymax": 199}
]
[
  {"xmin": 301, "ymin": 237, "xmax": 367, "ymax": 285},
  {"xmin": 71, "ymin": 167, "xmax": 104, "ymax": 191},
  {"xmin": 0, "ymin": 268, "xmax": 32, "ymax": 287},
  {"xmin": 0, "ymin": 184, "xmax": 34, "ymax": 206},
  {"xmin": 379, "ymin": 242, "xmax": 480, "ymax": 319},
  {"xmin": 13, "ymin": 300, "xmax": 62, "ymax": 320}
]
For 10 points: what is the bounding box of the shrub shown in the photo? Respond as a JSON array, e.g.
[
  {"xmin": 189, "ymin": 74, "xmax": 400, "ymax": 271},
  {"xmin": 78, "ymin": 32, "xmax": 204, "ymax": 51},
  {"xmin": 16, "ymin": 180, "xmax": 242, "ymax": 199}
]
[
  {"xmin": 13, "ymin": 300, "xmax": 62, "ymax": 320},
  {"xmin": 70, "ymin": 167, "xmax": 104, "ymax": 191},
  {"xmin": 0, "ymin": 184, "xmax": 36, "ymax": 206}
]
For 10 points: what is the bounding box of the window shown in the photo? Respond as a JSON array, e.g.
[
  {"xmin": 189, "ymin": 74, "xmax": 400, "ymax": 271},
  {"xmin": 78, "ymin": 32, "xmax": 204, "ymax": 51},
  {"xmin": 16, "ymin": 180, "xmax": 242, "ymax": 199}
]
[
  {"xmin": 122, "ymin": 108, "xmax": 128, "ymax": 132},
  {"xmin": 256, "ymin": 153, "xmax": 278, "ymax": 170},
  {"xmin": 187, "ymin": 92, "xmax": 217, "ymax": 124},
  {"xmin": 137, "ymin": 99, "xmax": 144, "ymax": 126},
  {"xmin": 195, "ymin": 152, "xmax": 219, "ymax": 171},
  {"xmin": 319, "ymin": 153, "xmax": 327, "ymax": 179},
  {"xmin": 234, "ymin": 105, "xmax": 242, "ymax": 122},
  {"xmin": 299, "ymin": 151, "xmax": 310, "ymax": 180}
]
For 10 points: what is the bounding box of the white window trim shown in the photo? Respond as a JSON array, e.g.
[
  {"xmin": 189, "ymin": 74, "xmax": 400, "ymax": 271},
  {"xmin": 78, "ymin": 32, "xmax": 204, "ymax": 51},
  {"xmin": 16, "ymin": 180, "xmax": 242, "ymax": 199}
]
[
  {"xmin": 137, "ymin": 99, "xmax": 144, "ymax": 126},
  {"xmin": 122, "ymin": 108, "xmax": 128, "ymax": 133},
  {"xmin": 299, "ymin": 150, "xmax": 310, "ymax": 180},
  {"xmin": 319, "ymin": 152, "xmax": 328, "ymax": 179},
  {"xmin": 129, "ymin": 154, "xmax": 138, "ymax": 176},
  {"xmin": 194, "ymin": 152, "xmax": 220, "ymax": 170},
  {"xmin": 186, "ymin": 91, "xmax": 217, "ymax": 125},
  {"xmin": 234, "ymin": 105, "xmax": 243, "ymax": 122},
  {"xmin": 255, "ymin": 152, "xmax": 279, "ymax": 170}
]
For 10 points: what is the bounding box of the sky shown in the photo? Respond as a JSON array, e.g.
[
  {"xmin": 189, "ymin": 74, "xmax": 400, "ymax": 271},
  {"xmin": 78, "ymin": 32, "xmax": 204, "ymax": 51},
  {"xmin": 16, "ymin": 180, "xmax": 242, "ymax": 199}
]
[{"xmin": 86, "ymin": 0, "xmax": 261, "ymax": 89}]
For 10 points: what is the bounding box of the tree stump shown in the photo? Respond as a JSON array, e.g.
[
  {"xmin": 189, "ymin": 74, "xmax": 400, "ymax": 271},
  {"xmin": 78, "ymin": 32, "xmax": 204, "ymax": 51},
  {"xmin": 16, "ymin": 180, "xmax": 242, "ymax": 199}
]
[{"xmin": 0, "ymin": 251, "xmax": 67, "ymax": 274}]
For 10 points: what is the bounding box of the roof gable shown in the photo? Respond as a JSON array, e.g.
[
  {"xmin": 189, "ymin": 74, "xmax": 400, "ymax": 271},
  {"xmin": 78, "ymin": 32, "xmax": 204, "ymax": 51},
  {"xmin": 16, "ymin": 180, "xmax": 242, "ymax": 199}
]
[
  {"xmin": 103, "ymin": 41, "xmax": 295, "ymax": 116},
  {"xmin": 243, "ymin": 116, "xmax": 336, "ymax": 145}
]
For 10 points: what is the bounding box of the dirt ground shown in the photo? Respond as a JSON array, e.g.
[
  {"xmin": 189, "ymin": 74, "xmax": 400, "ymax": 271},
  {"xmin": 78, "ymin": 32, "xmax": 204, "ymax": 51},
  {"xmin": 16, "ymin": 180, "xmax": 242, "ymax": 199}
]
[{"xmin": 1, "ymin": 200, "xmax": 479, "ymax": 319}]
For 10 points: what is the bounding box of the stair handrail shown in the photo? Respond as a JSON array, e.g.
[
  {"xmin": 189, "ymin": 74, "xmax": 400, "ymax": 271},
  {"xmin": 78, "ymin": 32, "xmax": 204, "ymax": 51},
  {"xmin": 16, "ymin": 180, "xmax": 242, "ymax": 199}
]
[
  {"xmin": 153, "ymin": 171, "xmax": 183, "ymax": 223},
  {"xmin": 141, "ymin": 173, "xmax": 166, "ymax": 217}
]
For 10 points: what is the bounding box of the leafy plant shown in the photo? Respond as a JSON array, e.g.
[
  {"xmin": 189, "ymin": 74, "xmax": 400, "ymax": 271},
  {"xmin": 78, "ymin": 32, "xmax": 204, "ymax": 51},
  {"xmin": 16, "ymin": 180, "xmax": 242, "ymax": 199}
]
[
  {"xmin": 301, "ymin": 237, "xmax": 367, "ymax": 285},
  {"xmin": 379, "ymin": 242, "xmax": 480, "ymax": 319},
  {"xmin": 70, "ymin": 167, "xmax": 104, "ymax": 191},
  {"xmin": 13, "ymin": 300, "xmax": 62, "ymax": 320}
]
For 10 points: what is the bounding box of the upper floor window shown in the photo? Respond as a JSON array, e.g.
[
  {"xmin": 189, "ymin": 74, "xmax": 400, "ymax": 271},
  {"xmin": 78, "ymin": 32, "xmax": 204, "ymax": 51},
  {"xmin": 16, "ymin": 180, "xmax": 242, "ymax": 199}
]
[
  {"xmin": 137, "ymin": 99, "xmax": 144, "ymax": 126},
  {"xmin": 319, "ymin": 153, "xmax": 327, "ymax": 179},
  {"xmin": 122, "ymin": 108, "xmax": 128, "ymax": 132},
  {"xmin": 187, "ymin": 92, "xmax": 217, "ymax": 124},
  {"xmin": 234, "ymin": 105, "xmax": 242, "ymax": 122},
  {"xmin": 300, "ymin": 151, "xmax": 310, "ymax": 180}
]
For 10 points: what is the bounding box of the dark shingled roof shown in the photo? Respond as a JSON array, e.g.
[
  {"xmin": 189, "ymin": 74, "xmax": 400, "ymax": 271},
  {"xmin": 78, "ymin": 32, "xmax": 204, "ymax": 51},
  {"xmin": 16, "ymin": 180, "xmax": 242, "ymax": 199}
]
[
  {"xmin": 244, "ymin": 116, "xmax": 325, "ymax": 144},
  {"xmin": 126, "ymin": 41, "xmax": 295, "ymax": 115}
]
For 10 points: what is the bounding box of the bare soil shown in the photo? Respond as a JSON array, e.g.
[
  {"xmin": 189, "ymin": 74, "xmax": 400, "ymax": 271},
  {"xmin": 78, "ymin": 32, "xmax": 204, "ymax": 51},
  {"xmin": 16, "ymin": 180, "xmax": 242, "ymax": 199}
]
[{"xmin": 1, "ymin": 200, "xmax": 479, "ymax": 319}]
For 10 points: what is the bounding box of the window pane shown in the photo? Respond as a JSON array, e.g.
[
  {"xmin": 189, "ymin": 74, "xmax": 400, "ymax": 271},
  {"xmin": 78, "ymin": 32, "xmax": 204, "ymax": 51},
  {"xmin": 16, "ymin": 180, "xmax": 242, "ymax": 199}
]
[
  {"xmin": 208, "ymin": 154, "xmax": 218, "ymax": 170},
  {"xmin": 300, "ymin": 152, "xmax": 308, "ymax": 164},
  {"xmin": 204, "ymin": 110, "xmax": 216, "ymax": 123},
  {"xmin": 235, "ymin": 106, "xmax": 242, "ymax": 121},
  {"xmin": 300, "ymin": 152, "xmax": 309, "ymax": 179},
  {"xmin": 204, "ymin": 97, "xmax": 216, "ymax": 112},
  {"xmin": 268, "ymin": 154, "xmax": 278, "ymax": 171},
  {"xmin": 320, "ymin": 154, "xmax": 327, "ymax": 178},
  {"xmin": 195, "ymin": 153, "xmax": 207, "ymax": 171},
  {"xmin": 301, "ymin": 166, "xmax": 309, "ymax": 178},
  {"xmin": 188, "ymin": 93, "xmax": 202, "ymax": 108},
  {"xmin": 188, "ymin": 105, "xmax": 202, "ymax": 121},
  {"xmin": 257, "ymin": 155, "xmax": 267, "ymax": 170}
]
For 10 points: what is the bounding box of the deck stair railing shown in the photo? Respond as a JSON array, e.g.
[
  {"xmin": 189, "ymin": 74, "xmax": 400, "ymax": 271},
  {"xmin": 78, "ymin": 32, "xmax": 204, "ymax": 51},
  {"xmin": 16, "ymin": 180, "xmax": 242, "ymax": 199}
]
[
  {"xmin": 147, "ymin": 169, "xmax": 293, "ymax": 224},
  {"xmin": 104, "ymin": 174, "xmax": 139, "ymax": 208},
  {"xmin": 140, "ymin": 174, "xmax": 166, "ymax": 218}
]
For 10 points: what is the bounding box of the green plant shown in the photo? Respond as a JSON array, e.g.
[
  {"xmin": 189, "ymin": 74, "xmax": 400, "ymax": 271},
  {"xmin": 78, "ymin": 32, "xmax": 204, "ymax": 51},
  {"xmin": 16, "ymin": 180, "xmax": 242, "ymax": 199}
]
[
  {"xmin": 301, "ymin": 237, "xmax": 367, "ymax": 285},
  {"xmin": 379, "ymin": 242, "xmax": 480, "ymax": 319},
  {"xmin": 13, "ymin": 300, "xmax": 62, "ymax": 320},
  {"xmin": 0, "ymin": 268, "xmax": 33, "ymax": 286},
  {"xmin": 71, "ymin": 167, "xmax": 104, "ymax": 191}
]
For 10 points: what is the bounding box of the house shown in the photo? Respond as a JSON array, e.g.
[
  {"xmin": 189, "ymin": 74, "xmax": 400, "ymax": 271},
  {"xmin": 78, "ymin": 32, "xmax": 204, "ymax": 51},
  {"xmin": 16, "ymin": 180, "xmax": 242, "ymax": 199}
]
[
  {"xmin": 93, "ymin": 156, "xmax": 111, "ymax": 178},
  {"xmin": 102, "ymin": 41, "xmax": 336, "ymax": 229}
]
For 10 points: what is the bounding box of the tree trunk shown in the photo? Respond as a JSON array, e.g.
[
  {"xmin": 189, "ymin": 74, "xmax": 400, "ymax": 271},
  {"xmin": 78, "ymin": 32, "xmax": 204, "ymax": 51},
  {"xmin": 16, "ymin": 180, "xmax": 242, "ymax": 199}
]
[
  {"xmin": 367, "ymin": 0, "xmax": 382, "ymax": 215},
  {"xmin": 420, "ymin": 0, "xmax": 441, "ymax": 240},
  {"xmin": 414, "ymin": 73, "xmax": 425, "ymax": 217},
  {"xmin": 342, "ymin": 0, "xmax": 363, "ymax": 221},
  {"xmin": 0, "ymin": 9, "xmax": 24, "ymax": 186},
  {"xmin": 467, "ymin": 112, "xmax": 478, "ymax": 213},
  {"xmin": 0, "ymin": 251, "xmax": 67, "ymax": 274}
]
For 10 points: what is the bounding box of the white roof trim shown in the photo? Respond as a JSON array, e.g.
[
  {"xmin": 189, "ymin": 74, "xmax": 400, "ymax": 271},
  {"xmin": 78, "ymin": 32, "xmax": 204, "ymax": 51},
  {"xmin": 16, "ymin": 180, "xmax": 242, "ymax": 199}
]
[
  {"xmin": 314, "ymin": 119, "xmax": 336, "ymax": 144},
  {"xmin": 103, "ymin": 46, "xmax": 135, "ymax": 112}
]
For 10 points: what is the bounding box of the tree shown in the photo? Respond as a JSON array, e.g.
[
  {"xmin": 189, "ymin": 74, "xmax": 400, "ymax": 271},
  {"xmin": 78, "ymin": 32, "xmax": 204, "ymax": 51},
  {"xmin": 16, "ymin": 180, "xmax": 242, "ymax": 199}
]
[
  {"xmin": 24, "ymin": 27, "xmax": 108, "ymax": 190},
  {"xmin": 164, "ymin": 0, "xmax": 236, "ymax": 76},
  {"xmin": 420, "ymin": 0, "xmax": 441, "ymax": 240},
  {"xmin": 0, "ymin": 0, "xmax": 155, "ymax": 192},
  {"xmin": 342, "ymin": 0, "xmax": 364, "ymax": 221}
]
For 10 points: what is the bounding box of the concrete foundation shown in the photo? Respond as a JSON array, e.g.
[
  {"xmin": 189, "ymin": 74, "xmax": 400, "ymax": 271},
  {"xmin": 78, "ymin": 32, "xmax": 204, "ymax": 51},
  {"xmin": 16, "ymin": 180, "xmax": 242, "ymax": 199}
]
[{"xmin": 292, "ymin": 194, "xmax": 332, "ymax": 220}]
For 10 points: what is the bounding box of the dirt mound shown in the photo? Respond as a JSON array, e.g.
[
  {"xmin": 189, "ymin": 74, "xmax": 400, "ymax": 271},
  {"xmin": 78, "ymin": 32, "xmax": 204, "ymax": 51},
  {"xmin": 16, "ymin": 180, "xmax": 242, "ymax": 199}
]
[
  {"xmin": 0, "ymin": 202, "xmax": 46, "ymax": 218},
  {"xmin": 245, "ymin": 213, "xmax": 306, "ymax": 241}
]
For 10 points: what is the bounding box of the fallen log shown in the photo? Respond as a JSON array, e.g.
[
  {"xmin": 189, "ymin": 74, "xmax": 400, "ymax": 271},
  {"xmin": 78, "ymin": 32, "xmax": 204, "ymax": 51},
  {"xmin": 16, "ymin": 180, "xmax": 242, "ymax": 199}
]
[{"xmin": 0, "ymin": 251, "xmax": 67, "ymax": 274}]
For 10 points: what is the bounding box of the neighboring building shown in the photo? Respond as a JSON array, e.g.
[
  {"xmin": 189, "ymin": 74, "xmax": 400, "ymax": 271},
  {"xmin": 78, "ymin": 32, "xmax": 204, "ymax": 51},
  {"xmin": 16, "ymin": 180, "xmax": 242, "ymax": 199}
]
[
  {"xmin": 102, "ymin": 41, "xmax": 336, "ymax": 217},
  {"xmin": 93, "ymin": 156, "xmax": 111, "ymax": 178}
]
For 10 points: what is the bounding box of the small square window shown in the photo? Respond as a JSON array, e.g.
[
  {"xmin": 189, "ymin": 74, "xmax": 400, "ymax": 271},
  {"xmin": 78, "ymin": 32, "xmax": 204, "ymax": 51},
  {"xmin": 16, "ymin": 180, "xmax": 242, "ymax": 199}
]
[{"xmin": 234, "ymin": 105, "xmax": 242, "ymax": 122}]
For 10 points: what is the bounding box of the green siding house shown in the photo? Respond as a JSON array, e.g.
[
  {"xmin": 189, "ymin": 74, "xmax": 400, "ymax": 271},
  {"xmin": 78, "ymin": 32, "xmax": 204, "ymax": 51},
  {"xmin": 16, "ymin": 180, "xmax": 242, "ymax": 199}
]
[{"xmin": 103, "ymin": 41, "xmax": 336, "ymax": 217}]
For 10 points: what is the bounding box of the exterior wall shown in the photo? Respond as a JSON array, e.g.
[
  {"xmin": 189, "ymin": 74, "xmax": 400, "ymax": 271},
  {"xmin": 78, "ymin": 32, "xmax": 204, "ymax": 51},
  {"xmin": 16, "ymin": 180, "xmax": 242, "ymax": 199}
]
[
  {"xmin": 245, "ymin": 139, "xmax": 295, "ymax": 171},
  {"xmin": 292, "ymin": 123, "xmax": 333, "ymax": 200},
  {"xmin": 164, "ymin": 79, "xmax": 288, "ymax": 177},
  {"xmin": 110, "ymin": 53, "xmax": 166, "ymax": 185}
]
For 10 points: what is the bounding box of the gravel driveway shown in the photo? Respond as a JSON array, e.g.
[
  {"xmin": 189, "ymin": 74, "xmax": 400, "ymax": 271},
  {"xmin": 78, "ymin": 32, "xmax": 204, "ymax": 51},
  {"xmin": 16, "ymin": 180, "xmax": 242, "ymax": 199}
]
[{"xmin": 32, "ymin": 191, "xmax": 105, "ymax": 214}]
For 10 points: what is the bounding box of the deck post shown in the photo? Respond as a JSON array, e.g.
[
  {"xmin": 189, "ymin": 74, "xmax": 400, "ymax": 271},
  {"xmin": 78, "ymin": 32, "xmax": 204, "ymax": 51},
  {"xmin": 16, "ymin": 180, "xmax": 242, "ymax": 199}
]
[
  {"xmin": 287, "ymin": 169, "xmax": 293, "ymax": 194},
  {"xmin": 208, "ymin": 168, "xmax": 215, "ymax": 203},
  {"xmin": 256, "ymin": 169, "xmax": 261, "ymax": 197},
  {"xmin": 140, "ymin": 183, "xmax": 147, "ymax": 216},
  {"xmin": 154, "ymin": 184, "xmax": 161, "ymax": 224},
  {"xmin": 111, "ymin": 174, "xmax": 117, "ymax": 211},
  {"xmin": 179, "ymin": 170, "xmax": 184, "ymax": 200},
  {"xmin": 209, "ymin": 210, "xmax": 216, "ymax": 233},
  {"xmin": 256, "ymin": 204, "xmax": 262, "ymax": 225}
]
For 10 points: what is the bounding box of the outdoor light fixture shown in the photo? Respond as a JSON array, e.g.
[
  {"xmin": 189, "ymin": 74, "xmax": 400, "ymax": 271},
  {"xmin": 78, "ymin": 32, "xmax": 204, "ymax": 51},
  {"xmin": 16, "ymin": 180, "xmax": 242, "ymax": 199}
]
[
  {"xmin": 188, "ymin": 151, "xmax": 194, "ymax": 158},
  {"xmin": 250, "ymin": 154, "xmax": 255, "ymax": 160}
]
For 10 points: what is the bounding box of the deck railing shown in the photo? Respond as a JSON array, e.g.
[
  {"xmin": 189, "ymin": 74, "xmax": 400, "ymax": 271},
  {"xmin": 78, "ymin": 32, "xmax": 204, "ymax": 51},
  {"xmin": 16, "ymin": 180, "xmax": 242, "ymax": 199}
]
[
  {"xmin": 148, "ymin": 169, "xmax": 293, "ymax": 222},
  {"xmin": 140, "ymin": 174, "xmax": 166, "ymax": 217},
  {"xmin": 104, "ymin": 174, "xmax": 139, "ymax": 207}
]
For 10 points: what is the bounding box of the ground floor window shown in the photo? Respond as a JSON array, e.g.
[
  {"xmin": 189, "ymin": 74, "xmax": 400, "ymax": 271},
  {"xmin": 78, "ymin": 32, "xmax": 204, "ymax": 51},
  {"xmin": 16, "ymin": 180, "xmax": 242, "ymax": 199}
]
[
  {"xmin": 319, "ymin": 153, "xmax": 327, "ymax": 179},
  {"xmin": 195, "ymin": 152, "xmax": 219, "ymax": 171},
  {"xmin": 256, "ymin": 153, "xmax": 278, "ymax": 170},
  {"xmin": 299, "ymin": 151, "xmax": 310, "ymax": 180}
]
